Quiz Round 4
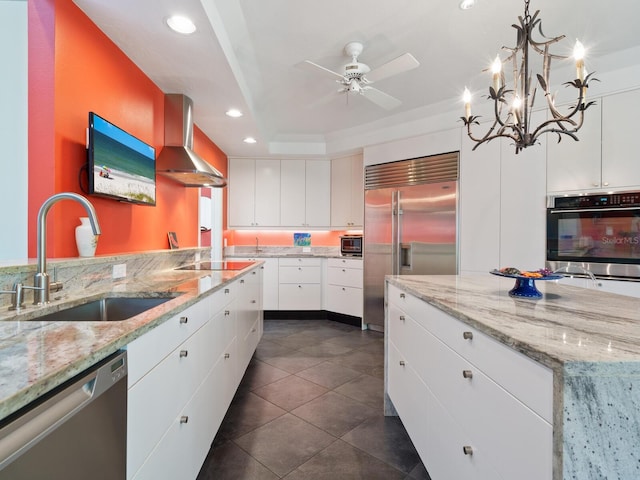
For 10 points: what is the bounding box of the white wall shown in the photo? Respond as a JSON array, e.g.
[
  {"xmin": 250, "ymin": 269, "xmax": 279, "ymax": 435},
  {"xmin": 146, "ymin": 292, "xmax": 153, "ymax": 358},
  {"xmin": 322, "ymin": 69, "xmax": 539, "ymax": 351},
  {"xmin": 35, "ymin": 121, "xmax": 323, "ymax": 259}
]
[{"xmin": 0, "ymin": 0, "xmax": 28, "ymax": 262}]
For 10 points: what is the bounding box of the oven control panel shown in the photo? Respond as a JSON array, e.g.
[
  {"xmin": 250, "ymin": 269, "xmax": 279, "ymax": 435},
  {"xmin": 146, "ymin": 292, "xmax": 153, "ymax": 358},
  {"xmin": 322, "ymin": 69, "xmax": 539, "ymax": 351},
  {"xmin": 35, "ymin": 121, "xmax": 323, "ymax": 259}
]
[{"xmin": 552, "ymin": 192, "xmax": 640, "ymax": 209}]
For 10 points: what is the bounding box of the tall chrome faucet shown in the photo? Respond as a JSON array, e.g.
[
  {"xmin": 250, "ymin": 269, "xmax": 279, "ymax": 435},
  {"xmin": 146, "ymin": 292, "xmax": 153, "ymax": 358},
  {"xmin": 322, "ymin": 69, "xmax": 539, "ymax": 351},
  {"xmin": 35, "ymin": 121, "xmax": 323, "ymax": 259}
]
[{"xmin": 33, "ymin": 192, "xmax": 101, "ymax": 304}]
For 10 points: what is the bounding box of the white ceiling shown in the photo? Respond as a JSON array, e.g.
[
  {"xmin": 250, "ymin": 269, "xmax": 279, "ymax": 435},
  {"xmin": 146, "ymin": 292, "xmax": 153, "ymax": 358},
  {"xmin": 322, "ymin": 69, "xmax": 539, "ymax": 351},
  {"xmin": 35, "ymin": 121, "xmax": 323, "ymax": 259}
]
[{"xmin": 72, "ymin": 0, "xmax": 640, "ymax": 158}]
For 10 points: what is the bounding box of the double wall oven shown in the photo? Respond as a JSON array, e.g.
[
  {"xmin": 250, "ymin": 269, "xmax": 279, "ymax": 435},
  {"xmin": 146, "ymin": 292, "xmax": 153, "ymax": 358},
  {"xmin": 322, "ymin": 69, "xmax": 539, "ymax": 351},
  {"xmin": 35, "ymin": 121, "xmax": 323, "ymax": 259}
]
[{"xmin": 547, "ymin": 191, "xmax": 640, "ymax": 280}]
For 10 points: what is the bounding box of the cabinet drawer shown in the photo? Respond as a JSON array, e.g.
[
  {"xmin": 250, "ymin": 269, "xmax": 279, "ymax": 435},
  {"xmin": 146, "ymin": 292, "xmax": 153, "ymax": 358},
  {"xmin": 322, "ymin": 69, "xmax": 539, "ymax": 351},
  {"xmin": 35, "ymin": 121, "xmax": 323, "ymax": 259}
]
[
  {"xmin": 279, "ymin": 265, "xmax": 321, "ymax": 284},
  {"xmin": 328, "ymin": 257, "xmax": 363, "ymax": 270},
  {"xmin": 279, "ymin": 257, "xmax": 322, "ymax": 267},
  {"xmin": 127, "ymin": 301, "xmax": 209, "ymax": 387},
  {"xmin": 327, "ymin": 266, "xmax": 363, "ymax": 288},
  {"xmin": 327, "ymin": 284, "xmax": 362, "ymax": 317},
  {"xmin": 388, "ymin": 284, "xmax": 553, "ymax": 422},
  {"xmin": 278, "ymin": 283, "xmax": 321, "ymax": 310}
]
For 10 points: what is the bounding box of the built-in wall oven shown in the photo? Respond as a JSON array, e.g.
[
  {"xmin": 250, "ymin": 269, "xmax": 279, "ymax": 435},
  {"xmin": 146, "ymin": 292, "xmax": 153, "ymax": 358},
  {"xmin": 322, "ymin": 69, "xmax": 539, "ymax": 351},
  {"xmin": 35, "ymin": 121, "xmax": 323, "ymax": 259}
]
[{"xmin": 547, "ymin": 192, "xmax": 640, "ymax": 279}]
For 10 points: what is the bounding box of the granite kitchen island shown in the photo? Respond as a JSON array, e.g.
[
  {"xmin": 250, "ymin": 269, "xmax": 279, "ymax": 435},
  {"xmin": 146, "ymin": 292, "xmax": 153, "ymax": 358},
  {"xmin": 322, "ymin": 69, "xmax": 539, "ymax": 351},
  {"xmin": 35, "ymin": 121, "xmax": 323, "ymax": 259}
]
[{"xmin": 384, "ymin": 274, "xmax": 640, "ymax": 480}]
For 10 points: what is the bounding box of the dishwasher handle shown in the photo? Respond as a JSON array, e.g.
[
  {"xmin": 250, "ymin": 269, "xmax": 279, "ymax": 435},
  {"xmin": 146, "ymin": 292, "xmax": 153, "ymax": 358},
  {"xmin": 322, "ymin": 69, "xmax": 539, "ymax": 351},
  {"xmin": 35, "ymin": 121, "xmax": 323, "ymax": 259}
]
[{"xmin": 0, "ymin": 351, "xmax": 126, "ymax": 470}]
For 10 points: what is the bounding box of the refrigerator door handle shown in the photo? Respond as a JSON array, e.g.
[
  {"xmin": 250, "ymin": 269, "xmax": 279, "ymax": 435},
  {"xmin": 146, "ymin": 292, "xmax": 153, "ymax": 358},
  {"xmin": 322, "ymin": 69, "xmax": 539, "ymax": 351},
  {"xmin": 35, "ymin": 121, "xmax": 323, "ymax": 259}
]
[
  {"xmin": 400, "ymin": 243, "xmax": 412, "ymax": 269},
  {"xmin": 391, "ymin": 190, "xmax": 402, "ymax": 275}
]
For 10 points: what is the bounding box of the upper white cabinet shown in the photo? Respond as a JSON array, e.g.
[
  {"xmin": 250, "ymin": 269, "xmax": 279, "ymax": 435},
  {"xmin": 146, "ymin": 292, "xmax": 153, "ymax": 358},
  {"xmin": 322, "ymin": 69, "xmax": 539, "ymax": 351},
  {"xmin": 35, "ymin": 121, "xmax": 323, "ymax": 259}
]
[
  {"xmin": 547, "ymin": 88, "xmax": 640, "ymax": 193},
  {"xmin": 331, "ymin": 154, "xmax": 364, "ymax": 228},
  {"xmin": 546, "ymin": 102, "xmax": 602, "ymax": 192},
  {"xmin": 601, "ymin": 89, "xmax": 640, "ymax": 189},
  {"xmin": 280, "ymin": 159, "xmax": 330, "ymax": 227},
  {"xmin": 228, "ymin": 158, "xmax": 280, "ymax": 227}
]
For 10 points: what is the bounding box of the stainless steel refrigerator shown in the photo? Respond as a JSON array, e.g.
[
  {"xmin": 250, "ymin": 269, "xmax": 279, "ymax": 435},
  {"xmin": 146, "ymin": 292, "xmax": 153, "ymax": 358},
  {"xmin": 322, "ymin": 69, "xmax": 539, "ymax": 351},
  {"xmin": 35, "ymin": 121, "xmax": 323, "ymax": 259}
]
[{"xmin": 363, "ymin": 153, "xmax": 459, "ymax": 331}]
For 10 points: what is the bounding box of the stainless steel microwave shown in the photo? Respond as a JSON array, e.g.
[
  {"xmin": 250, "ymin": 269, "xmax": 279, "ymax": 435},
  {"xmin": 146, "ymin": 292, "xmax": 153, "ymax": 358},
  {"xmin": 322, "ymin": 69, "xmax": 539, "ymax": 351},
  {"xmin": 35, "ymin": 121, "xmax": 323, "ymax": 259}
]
[
  {"xmin": 340, "ymin": 235, "xmax": 363, "ymax": 256},
  {"xmin": 546, "ymin": 192, "xmax": 640, "ymax": 279}
]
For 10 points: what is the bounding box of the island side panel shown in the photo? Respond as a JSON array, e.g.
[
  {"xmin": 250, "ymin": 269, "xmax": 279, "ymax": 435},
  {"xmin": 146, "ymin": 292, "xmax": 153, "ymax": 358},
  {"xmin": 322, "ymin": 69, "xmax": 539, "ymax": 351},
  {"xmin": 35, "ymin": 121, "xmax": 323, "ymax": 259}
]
[{"xmin": 562, "ymin": 362, "xmax": 640, "ymax": 480}]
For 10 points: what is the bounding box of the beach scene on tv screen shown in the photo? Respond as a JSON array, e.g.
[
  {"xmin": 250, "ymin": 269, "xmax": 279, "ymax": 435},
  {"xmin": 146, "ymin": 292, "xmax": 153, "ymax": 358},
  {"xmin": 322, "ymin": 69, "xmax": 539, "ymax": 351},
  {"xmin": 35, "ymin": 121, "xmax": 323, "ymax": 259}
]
[{"xmin": 92, "ymin": 115, "xmax": 156, "ymax": 204}]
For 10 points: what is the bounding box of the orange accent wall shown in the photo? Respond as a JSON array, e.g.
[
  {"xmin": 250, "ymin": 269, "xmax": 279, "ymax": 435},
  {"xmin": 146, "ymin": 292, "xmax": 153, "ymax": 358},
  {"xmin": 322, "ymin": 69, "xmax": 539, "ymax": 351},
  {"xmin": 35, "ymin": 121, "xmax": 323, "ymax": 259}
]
[{"xmin": 28, "ymin": 0, "xmax": 227, "ymax": 258}]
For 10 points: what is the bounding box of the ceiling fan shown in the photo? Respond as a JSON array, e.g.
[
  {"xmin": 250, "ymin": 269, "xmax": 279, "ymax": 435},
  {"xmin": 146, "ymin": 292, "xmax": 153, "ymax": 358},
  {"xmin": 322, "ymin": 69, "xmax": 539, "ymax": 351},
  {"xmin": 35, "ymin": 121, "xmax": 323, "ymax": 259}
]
[{"xmin": 304, "ymin": 42, "xmax": 420, "ymax": 110}]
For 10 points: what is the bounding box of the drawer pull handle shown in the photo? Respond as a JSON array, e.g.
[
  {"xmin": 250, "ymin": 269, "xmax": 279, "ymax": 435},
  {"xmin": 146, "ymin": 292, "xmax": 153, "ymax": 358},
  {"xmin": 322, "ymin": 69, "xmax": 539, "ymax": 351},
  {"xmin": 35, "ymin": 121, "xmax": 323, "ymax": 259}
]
[
  {"xmin": 180, "ymin": 350, "xmax": 188, "ymax": 358},
  {"xmin": 224, "ymin": 288, "xmax": 230, "ymax": 294},
  {"xmin": 252, "ymin": 271, "xmax": 257, "ymax": 275},
  {"xmin": 463, "ymin": 446, "xmax": 473, "ymax": 456},
  {"xmin": 251, "ymin": 300, "xmax": 256, "ymax": 304},
  {"xmin": 463, "ymin": 331, "xmax": 473, "ymax": 340},
  {"xmin": 399, "ymin": 315, "xmax": 405, "ymax": 322},
  {"xmin": 399, "ymin": 360, "xmax": 406, "ymax": 366},
  {"xmin": 240, "ymin": 279, "xmax": 245, "ymax": 284},
  {"xmin": 224, "ymin": 310, "xmax": 230, "ymax": 316},
  {"xmin": 224, "ymin": 353, "xmax": 230, "ymax": 359},
  {"xmin": 180, "ymin": 416, "xmax": 189, "ymax": 424},
  {"xmin": 251, "ymin": 328, "xmax": 257, "ymax": 332},
  {"xmin": 462, "ymin": 370, "xmax": 473, "ymax": 379},
  {"xmin": 298, "ymin": 267, "xmax": 302, "ymax": 271},
  {"xmin": 342, "ymin": 269, "xmax": 346, "ymax": 272},
  {"xmin": 298, "ymin": 285, "xmax": 302, "ymax": 288},
  {"xmin": 179, "ymin": 316, "xmax": 188, "ymax": 324},
  {"xmin": 400, "ymin": 293, "xmax": 405, "ymax": 299}
]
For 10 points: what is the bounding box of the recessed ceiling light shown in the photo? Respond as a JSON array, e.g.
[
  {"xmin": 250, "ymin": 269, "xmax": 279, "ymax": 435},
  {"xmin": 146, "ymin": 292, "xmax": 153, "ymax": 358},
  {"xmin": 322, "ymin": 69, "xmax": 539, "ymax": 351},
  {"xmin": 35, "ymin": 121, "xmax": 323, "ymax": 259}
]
[
  {"xmin": 459, "ymin": 0, "xmax": 476, "ymax": 10},
  {"xmin": 225, "ymin": 109, "xmax": 243, "ymax": 118},
  {"xmin": 243, "ymin": 137, "xmax": 257, "ymax": 144},
  {"xmin": 166, "ymin": 15, "xmax": 196, "ymax": 34}
]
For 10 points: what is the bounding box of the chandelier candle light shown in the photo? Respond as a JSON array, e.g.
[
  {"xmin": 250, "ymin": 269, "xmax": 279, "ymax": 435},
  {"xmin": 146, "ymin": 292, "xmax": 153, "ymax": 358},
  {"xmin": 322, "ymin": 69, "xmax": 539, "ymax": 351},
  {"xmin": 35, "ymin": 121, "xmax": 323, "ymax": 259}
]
[{"xmin": 461, "ymin": 0, "xmax": 598, "ymax": 153}]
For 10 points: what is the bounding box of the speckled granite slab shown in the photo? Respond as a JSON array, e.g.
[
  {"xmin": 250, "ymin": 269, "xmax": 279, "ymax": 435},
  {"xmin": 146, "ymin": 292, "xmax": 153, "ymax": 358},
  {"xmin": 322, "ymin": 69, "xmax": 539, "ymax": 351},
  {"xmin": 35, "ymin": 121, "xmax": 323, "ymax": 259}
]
[{"xmin": 386, "ymin": 275, "xmax": 640, "ymax": 480}]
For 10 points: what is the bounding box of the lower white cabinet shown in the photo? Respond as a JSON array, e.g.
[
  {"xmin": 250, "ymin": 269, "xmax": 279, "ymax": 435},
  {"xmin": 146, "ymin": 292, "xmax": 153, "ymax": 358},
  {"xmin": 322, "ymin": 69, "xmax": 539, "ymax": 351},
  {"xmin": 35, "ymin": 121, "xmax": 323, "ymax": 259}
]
[
  {"xmin": 127, "ymin": 271, "xmax": 262, "ymax": 480},
  {"xmin": 235, "ymin": 257, "xmax": 278, "ymax": 310},
  {"xmin": 386, "ymin": 283, "xmax": 553, "ymax": 480},
  {"xmin": 326, "ymin": 257, "xmax": 363, "ymax": 317},
  {"xmin": 278, "ymin": 257, "xmax": 322, "ymax": 310}
]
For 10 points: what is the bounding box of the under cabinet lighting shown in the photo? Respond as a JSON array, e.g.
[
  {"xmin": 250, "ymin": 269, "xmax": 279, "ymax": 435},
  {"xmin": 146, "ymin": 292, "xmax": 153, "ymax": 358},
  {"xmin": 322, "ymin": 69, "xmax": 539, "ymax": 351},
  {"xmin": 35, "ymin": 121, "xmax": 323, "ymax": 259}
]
[
  {"xmin": 459, "ymin": 0, "xmax": 476, "ymax": 10},
  {"xmin": 225, "ymin": 109, "xmax": 243, "ymax": 118},
  {"xmin": 166, "ymin": 15, "xmax": 196, "ymax": 35},
  {"xmin": 243, "ymin": 137, "xmax": 257, "ymax": 144}
]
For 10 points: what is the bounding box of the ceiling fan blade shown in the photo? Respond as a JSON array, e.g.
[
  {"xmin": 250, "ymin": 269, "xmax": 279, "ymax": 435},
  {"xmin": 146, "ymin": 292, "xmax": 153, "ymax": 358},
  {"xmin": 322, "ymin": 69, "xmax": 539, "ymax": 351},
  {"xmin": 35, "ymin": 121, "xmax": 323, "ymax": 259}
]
[
  {"xmin": 302, "ymin": 60, "xmax": 345, "ymax": 79},
  {"xmin": 365, "ymin": 53, "xmax": 419, "ymax": 83},
  {"xmin": 362, "ymin": 86, "xmax": 402, "ymax": 110}
]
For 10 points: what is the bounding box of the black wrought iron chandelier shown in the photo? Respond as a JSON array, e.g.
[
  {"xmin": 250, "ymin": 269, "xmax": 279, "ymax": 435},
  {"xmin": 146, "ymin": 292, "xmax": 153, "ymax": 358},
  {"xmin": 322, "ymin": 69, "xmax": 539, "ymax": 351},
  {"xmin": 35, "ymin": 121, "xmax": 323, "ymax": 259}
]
[{"xmin": 461, "ymin": 0, "xmax": 598, "ymax": 153}]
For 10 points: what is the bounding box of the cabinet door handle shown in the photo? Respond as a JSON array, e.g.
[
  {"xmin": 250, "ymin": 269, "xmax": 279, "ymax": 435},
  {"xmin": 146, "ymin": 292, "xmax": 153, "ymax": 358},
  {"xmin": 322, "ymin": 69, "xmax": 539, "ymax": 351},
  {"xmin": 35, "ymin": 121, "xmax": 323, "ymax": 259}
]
[
  {"xmin": 399, "ymin": 360, "xmax": 406, "ymax": 366},
  {"xmin": 251, "ymin": 328, "xmax": 257, "ymax": 332},
  {"xmin": 224, "ymin": 310, "xmax": 230, "ymax": 316},
  {"xmin": 298, "ymin": 267, "xmax": 302, "ymax": 271},
  {"xmin": 180, "ymin": 350, "xmax": 188, "ymax": 358},
  {"xmin": 463, "ymin": 331, "xmax": 473, "ymax": 340},
  {"xmin": 399, "ymin": 315, "xmax": 405, "ymax": 322},
  {"xmin": 179, "ymin": 316, "xmax": 188, "ymax": 324},
  {"xmin": 251, "ymin": 299, "xmax": 257, "ymax": 304},
  {"xmin": 252, "ymin": 270, "xmax": 257, "ymax": 275},
  {"xmin": 462, "ymin": 370, "xmax": 473, "ymax": 379},
  {"xmin": 298, "ymin": 285, "xmax": 302, "ymax": 288},
  {"xmin": 224, "ymin": 353, "xmax": 230, "ymax": 359},
  {"xmin": 462, "ymin": 446, "xmax": 473, "ymax": 456},
  {"xmin": 224, "ymin": 288, "xmax": 230, "ymax": 294},
  {"xmin": 240, "ymin": 279, "xmax": 245, "ymax": 284},
  {"xmin": 342, "ymin": 269, "xmax": 346, "ymax": 272},
  {"xmin": 400, "ymin": 293, "xmax": 405, "ymax": 299},
  {"xmin": 180, "ymin": 416, "xmax": 189, "ymax": 424},
  {"xmin": 342, "ymin": 287, "xmax": 346, "ymax": 291}
]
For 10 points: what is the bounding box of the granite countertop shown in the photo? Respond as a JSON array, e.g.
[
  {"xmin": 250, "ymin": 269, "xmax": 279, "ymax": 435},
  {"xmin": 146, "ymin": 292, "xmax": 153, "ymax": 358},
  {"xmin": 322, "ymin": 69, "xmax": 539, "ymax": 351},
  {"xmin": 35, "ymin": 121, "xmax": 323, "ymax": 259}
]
[
  {"xmin": 0, "ymin": 262, "xmax": 262, "ymax": 422},
  {"xmin": 387, "ymin": 275, "xmax": 640, "ymax": 370}
]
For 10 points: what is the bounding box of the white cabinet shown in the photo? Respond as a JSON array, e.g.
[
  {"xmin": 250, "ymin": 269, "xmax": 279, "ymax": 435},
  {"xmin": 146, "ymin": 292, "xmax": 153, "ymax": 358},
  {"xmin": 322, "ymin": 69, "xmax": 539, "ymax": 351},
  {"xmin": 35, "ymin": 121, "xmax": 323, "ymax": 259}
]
[
  {"xmin": 228, "ymin": 158, "xmax": 280, "ymax": 227},
  {"xmin": 278, "ymin": 257, "xmax": 322, "ymax": 310},
  {"xmin": 127, "ymin": 272, "xmax": 262, "ymax": 480},
  {"xmin": 235, "ymin": 258, "xmax": 279, "ymax": 310},
  {"xmin": 326, "ymin": 257, "xmax": 363, "ymax": 317},
  {"xmin": 280, "ymin": 159, "xmax": 330, "ymax": 227},
  {"xmin": 602, "ymin": 89, "xmax": 640, "ymax": 189},
  {"xmin": 547, "ymin": 88, "xmax": 640, "ymax": 193},
  {"xmin": 386, "ymin": 283, "xmax": 553, "ymax": 480},
  {"xmin": 546, "ymin": 102, "xmax": 602, "ymax": 192},
  {"xmin": 331, "ymin": 154, "xmax": 364, "ymax": 228}
]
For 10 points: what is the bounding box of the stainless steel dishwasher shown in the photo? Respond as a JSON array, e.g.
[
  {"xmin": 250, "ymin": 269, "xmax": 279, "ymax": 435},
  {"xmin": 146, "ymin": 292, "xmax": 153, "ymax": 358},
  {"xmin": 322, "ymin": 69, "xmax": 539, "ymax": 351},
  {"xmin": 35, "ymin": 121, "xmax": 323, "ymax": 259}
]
[{"xmin": 0, "ymin": 350, "xmax": 127, "ymax": 480}]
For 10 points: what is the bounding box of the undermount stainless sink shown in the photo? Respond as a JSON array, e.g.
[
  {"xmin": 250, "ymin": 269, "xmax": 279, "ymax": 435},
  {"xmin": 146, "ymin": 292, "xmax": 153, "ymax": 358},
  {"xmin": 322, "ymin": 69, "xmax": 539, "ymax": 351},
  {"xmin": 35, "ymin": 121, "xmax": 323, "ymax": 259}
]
[{"xmin": 32, "ymin": 296, "xmax": 177, "ymax": 322}]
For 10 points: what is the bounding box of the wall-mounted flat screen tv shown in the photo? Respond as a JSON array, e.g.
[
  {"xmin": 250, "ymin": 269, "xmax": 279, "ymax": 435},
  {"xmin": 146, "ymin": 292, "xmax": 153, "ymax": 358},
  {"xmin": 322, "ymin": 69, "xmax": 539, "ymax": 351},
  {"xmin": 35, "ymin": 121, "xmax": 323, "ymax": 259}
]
[{"xmin": 87, "ymin": 112, "xmax": 156, "ymax": 206}]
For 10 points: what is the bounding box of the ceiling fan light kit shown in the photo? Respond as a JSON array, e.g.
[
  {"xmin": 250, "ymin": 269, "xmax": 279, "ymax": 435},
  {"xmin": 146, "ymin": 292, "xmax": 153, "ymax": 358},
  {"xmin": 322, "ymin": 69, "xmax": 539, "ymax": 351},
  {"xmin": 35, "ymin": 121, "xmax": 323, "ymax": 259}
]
[
  {"xmin": 305, "ymin": 41, "xmax": 419, "ymax": 110},
  {"xmin": 461, "ymin": 0, "xmax": 598, "ymax": 153}
]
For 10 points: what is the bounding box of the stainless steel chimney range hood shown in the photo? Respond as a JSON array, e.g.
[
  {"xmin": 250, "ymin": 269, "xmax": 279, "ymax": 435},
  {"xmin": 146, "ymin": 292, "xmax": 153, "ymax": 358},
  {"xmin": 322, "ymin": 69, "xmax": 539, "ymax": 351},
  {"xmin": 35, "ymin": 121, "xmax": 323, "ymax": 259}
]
[{"xmin": 157, "ymin": 94, "xmax": 227, "ymax": 187}]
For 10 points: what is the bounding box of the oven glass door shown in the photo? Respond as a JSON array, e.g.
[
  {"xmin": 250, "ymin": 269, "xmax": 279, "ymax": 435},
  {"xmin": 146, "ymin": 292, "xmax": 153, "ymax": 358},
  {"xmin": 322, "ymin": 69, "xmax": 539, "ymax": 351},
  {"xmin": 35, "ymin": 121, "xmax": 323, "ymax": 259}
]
[{"xmin": 547, "ymin": 208, "xmax": 640, "ymax": 264}]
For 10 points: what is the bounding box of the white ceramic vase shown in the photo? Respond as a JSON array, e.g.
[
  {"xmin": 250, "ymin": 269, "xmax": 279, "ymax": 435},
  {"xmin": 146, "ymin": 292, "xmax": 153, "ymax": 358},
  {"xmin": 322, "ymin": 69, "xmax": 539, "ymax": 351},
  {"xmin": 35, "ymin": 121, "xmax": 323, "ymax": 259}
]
[{"xmin": 75, "ymin": 217, "xmax": 98, "ymax": 257}]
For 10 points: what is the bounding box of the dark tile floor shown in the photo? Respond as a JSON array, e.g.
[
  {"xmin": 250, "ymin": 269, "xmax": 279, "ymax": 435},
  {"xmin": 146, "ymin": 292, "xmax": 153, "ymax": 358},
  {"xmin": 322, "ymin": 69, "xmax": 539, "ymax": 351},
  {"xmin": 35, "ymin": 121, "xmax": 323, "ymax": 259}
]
[{"xmin": 197, "ymin": 319, "xmax": 432, "ymax": 480}]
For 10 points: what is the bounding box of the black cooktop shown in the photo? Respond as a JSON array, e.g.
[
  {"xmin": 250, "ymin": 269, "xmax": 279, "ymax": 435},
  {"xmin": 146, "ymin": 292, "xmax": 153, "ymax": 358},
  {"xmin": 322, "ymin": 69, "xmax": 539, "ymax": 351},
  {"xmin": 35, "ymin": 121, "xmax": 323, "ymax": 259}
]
[{"xmin": 175, "ymin": 261, "xmax": 255, "ymax": 271}]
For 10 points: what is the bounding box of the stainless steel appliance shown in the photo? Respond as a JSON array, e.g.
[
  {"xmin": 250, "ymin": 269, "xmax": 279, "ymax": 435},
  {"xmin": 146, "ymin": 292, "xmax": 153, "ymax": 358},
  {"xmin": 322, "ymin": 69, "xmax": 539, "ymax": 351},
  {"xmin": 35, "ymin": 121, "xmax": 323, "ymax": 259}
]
[
  {"xmin": 547, "ymin": 191, "xmax": 640, "ymax": 279},
  {"xmin": 340, "ymin": 235, "xmax": 363, "ymax": 257},
  {"xmin": 0, "ymin": 351, "xmax": 127, "ymax": 480},
  {"xmin": 364, "ymin": 153, "xmax": 459, "ymax": 331}
]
